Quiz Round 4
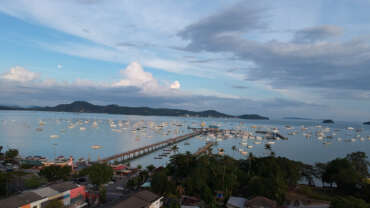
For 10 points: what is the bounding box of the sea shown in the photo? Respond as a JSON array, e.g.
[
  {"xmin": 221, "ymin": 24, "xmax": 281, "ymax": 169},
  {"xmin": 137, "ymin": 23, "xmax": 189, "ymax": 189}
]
[{"xmin": 0, "ymin": 110, "xmax": 369, "ymax": 168}]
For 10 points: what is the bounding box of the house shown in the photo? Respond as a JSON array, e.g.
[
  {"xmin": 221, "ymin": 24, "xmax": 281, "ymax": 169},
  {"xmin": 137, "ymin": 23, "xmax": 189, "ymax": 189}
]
[
  {"xmin": 181, "ymin": 195, "xmax": 203, "ymax": 207},
  {"xmin": 245, "ymin": 196, "xmax": 277, "ymax": 208},
  {"xmin": 113, "ymin": 190, "xmax": 163, "ymax": 208},
  {"xmin": 284, "ymin": 191, "xmax": 330, "ymax": 208},
  {"xmin": 226, "ymin": 196, "xmax": 247, "ymax": 208},
  {"xmin": 0, "ymin": 181, "xmax": 87, "ymax": 208}
]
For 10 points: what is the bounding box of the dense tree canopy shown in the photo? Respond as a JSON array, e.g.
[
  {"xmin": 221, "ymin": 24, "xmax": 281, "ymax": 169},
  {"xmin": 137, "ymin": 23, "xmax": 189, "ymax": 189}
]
[
  {"xmin": 39, "ymin": 165, "xmax": 72, "ymax": 181},
  {"xmin": 86, "ymin": 163, "xmax": 113, "ymax": 187},
  {"xmin": 5, "ymin": 149, "xmax": 19, "ymax": 162},
  {"xmin": 151, "ymin": 151, "xmax": 370, "ymax": 206}
]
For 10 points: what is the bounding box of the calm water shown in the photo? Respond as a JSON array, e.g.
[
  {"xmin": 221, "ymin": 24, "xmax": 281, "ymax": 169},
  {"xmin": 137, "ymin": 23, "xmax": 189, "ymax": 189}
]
[{"xmin": 1, "ymin": 110, "xmax": 370, "ymax": 167}]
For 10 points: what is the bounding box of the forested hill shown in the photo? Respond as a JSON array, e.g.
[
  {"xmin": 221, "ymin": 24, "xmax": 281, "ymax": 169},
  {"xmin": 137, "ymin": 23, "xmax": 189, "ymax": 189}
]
[{"xmin": 0, "ymin": 101, "xmax": 269, "ymax": 120}]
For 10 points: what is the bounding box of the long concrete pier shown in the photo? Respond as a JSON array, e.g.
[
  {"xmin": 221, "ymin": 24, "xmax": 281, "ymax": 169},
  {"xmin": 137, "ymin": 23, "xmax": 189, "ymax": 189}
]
[
  {"xmin": 194, "ymin": 142, "xmax": 215, "ymax": 156},
  {"xmin": 99, "ymin": 130, "xmax": 203, "ymax": 163}
]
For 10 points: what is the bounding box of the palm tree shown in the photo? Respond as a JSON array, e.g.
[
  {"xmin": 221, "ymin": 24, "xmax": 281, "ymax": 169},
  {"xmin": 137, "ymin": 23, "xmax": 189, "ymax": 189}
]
[
  {"xmin": 264, "ymin": 144, "xmax": 272, "ymax": 156},
  {"xmin": 231, "ymin": 145, "xmax": 237, "ymax": 158},
  {"xmin": 171, "ymin": 145, "xmax": 179, "ymax": 153}
]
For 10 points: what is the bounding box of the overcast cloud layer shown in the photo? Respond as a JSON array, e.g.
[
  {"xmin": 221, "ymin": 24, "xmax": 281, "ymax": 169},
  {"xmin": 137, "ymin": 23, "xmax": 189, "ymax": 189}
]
[{"xmin": 0, "ymin": 0, "xmax": 370, "ymax": 121}]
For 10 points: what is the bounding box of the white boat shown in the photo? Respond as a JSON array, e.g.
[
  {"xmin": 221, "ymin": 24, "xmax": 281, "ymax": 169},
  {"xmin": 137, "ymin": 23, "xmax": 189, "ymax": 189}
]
[
  {"xmin": 50, "ymin": 134, "xmax": 59, "ymax": 139},
  {"xmin": 267, "ymin": 141, "xmax": 275, "ymax": 145},
  {"xmin": 80, "ymin": 127, "xmax": 86, "ymax": 131}
]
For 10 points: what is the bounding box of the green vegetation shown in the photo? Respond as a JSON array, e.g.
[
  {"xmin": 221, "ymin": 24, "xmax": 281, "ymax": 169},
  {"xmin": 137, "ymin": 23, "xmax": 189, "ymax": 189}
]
[
  {"xmin": 5, "ymin": 149, "xmax": 19, "ymax": 163},
  {"xmin": 330, "ymin": 196, "xmax": 370, "ymax": 208},
  {"xmin": 0, "ymin": 101, "xmax": 269, "ymax": 119},
  {"xmin": 39, "ymin": 165, "xmax": 72, "ymax": 181},
  {"xmin": 24, "ymin": 175, "xmax": 47, "ymax": 189},
  {"xmin": 149, "ymin": 151, "xmax": 370, "ymax": 207},
  {"xmin": 127, "ymin": 170, "xmax": 149, "ymax": 190},
  {"xmin": 85, "ymin": 163, "xmax": 113, "ymax": 188}
]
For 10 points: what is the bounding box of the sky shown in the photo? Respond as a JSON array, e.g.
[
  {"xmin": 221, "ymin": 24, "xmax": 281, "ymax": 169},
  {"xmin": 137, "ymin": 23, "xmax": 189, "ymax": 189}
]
[{"xmin": 0, "ymin": 0, "xmax": 370, "ymax": 121}]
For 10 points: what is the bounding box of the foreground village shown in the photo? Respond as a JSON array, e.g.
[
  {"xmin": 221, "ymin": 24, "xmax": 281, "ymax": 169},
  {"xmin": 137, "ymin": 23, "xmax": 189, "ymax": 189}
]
[{"xmin": 1, "ymin": 143, "xmax": 370, "ymax": 208}]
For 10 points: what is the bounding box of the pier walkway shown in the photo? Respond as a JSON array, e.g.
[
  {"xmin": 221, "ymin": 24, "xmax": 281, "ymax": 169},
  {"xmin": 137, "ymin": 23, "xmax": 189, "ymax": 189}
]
[
  {"xmin": 194, "ymin": 142, "xmax": 215, "ymax": 156},
  {"xmin": 99, "ymin": 130, "xmax": 203, "ymax": 163}
]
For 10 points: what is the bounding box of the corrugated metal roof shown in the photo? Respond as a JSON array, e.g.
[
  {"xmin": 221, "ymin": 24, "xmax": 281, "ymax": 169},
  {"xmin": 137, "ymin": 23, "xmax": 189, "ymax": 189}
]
[
  {"xmin": 112, "ymin": 196, "xmax": 148, "ymax": 208},
  {"xmin": 50, "ymin": 181, "xmax": 78, "ymax": 193},
  {"xmin": 134, "ymin": 190, "xmax": 160, "ymax": 203},
  {"xmin": 0, "ymin": 191, "xmax": 43, "ymax": 208},
  {"xmin": 32, "ymin": 187, "xmax": 59, "ymax": 198}
]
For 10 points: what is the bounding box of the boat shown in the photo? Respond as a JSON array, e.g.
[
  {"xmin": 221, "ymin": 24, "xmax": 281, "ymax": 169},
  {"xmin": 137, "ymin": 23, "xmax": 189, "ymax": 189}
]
[{"xmin": 50, "ymin": 134, "xmax": 59, "ymax": 139}]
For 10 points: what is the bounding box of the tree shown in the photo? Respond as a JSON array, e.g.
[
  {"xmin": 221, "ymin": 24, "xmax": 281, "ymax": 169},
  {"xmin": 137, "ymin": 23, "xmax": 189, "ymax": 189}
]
[
  {"xmin": 330, "ymin": 196, "xmax": 370, "ymax": 208},
  {"xmin": 44, "ymin": 199, "xmax": 64, "ymax": 208},
  {"xmin": 315, "ymin": 162, "xmax": 327, "ymax": 186},
  {"xmin": 231, "ymin": 145, "xmax": 237, "ymax": 157},
  {"xmin": 171, "ymin": 145, "xmax": 179, "ymax": 153},
  {"xmin": 247, "ymin": 176, "xmax": 286, "ymax": 204},
  {"xmin": 346, "ymin": 152, "xmax": 370, "ymax": 177},
  {"xmin": 0, "ymin": 146, "xmax": 3, "ymax": 160},
  {"xmin": 24, "ymin": 176, "xmax": 47, "ymax": 189},
  {"xmin": 5, "ymin": 149, "xmax": 19, "ymax": 162},
  {"xmin": 99, "ymin": 186, "xmax": 107, "ymax": 203},
  {"xmin": 323, "ymin": 158, "xmax": 362, "ymax": 192},
  {"xmin": 87, "ymin": 163, "xmax": 113, "ymax": 188},
  {"xmin": 40, "ymin": 165, "xmax": 72, "ymax": 181},
  {"xmin": 151, "ymin": 170, "xmax": 169, "ymax": 194},
  {"xmin": 146, "ymin": 164, "xmax": 155, "ymax": 172}
]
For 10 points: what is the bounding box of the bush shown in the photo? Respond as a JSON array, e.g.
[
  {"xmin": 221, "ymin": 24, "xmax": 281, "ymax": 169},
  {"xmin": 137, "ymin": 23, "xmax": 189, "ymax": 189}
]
[
  {"xmin": 24, "ymin": 176, "xmax": 47, "ymax": 189},
  {"xmin": 330, "ymin": 196, "xmax": 370, "ymax": 208},
  {"xmin": 40, "ymin": 165, "xmax": 72, "ymax": 181}
]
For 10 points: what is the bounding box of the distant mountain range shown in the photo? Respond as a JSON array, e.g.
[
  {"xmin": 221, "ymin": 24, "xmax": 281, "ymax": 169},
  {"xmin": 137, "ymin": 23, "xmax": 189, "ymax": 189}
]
[{"xmin": 0, "ymin": 101, "xmax": 269, "ymax": 120}]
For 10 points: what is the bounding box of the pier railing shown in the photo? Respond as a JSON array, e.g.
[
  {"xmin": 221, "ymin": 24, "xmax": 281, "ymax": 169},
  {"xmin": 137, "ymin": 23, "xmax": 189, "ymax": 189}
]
[{"xmin": 98, "ymin": 130, "xmax": 203, "ymax": 163}]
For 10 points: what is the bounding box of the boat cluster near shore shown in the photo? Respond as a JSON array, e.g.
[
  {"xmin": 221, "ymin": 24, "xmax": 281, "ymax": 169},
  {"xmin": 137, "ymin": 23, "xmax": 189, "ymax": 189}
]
[{"xmin": 1, "ymin": 113, "xmax": 370, "ymax": 166}]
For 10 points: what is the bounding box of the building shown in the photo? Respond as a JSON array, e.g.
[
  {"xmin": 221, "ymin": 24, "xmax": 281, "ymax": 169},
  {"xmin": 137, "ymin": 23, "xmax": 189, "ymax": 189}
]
[
  {"xmin": 0, "ymin": 181, "xmax": 87, "ymax": 208},
  {"xmin": 284, "ymin": 191, "xmax": 330, "ymax": 208},
  {"xmin": 226, "ymin": 196, "xmax": 247, "ymax": 208},
  {"xmin": 113, "ymin": 190, "xmax": 163, "ymax": 208},
  {"xmin": 245, "ymin": 196, "xmax": 277, "ymax": 208}
]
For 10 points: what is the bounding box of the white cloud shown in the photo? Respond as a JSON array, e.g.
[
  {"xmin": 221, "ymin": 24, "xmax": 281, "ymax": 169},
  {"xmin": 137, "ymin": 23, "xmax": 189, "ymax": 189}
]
[
  {"xmin": 170, "ymin": 80, "xmax": 181, "ymax": 89},
  {"xmin": 112, "ymin": 62, "xmax": 160, "ymax": 93},
  {"xmin": 1, "ymin": 66, "xmax": 39, "ymax": 82},
  {"xmin": 57, "ymin": 64, "xmax": 63, "ymax": 69}
]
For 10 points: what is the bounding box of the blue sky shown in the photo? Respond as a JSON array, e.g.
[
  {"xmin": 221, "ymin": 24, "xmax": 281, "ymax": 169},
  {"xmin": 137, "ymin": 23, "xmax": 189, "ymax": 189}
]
[{"xmin": 0, "ymin": 0, "xmax": 370, "ymax": 121}]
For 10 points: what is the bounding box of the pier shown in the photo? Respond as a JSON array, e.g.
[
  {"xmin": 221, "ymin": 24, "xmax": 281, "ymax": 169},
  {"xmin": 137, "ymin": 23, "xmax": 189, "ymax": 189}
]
[
  {"xmin": 99, "ymin": 130, "xmax": 203, "ymax": 163},
  {"xmin": 255, "ymin": 131, "xmax": 288, "ymax": 140},
  {"xmin": 194, "ymin": 142, "xmax": 215, "ymax": 156}
]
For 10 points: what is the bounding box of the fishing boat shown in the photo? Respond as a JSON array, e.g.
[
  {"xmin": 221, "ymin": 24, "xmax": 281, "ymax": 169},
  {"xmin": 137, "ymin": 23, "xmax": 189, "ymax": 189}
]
[{"xmin": 50, "ymin": 134, "xmax": 59, "ymax": 139}]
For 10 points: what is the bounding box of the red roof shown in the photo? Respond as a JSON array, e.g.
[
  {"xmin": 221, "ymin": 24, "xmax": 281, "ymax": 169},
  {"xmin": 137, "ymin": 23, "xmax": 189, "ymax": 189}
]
[{"xmin": 112, "ymin": 165, "xmax": 127, "ymax": 171}]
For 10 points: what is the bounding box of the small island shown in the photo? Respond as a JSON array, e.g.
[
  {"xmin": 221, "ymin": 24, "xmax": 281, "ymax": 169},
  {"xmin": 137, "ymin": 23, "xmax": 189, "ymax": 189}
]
[
  {"xmin": 238, "ymin": 114, "xmax": 269, "ymax": 120},
  {"xmin": 323, "ymin": 119, "xmax": 334, "ymax": 124},
  {"xmin": 363, "ymin": 121, "xmax": 370, "ymax": 125}
]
